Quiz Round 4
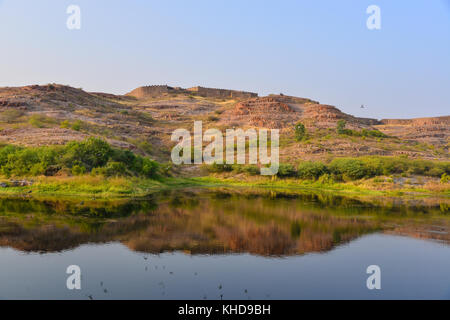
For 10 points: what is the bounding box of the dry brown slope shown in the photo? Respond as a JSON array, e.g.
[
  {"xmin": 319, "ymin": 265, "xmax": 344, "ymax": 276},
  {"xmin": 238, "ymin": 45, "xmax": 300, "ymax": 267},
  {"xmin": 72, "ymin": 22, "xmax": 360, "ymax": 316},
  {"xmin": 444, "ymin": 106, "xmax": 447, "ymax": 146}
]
[{"xmin": 0, "ymin": 84, "xmax": 448, "ymax": 162}]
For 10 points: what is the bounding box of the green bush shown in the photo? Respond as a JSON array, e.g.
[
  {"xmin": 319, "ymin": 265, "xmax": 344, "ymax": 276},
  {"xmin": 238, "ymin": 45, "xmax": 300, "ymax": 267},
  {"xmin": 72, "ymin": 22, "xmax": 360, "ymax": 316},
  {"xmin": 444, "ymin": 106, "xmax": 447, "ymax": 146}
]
[
  {"xmin": 30, "ymin": 163, "xmax": 46, "ymax": 176},
  {"xmin": 141, "ymin": 158, "xmax": 159, "ymax": 178},
  {"xmin": 441, "ymin": 173, "xmax": 450, "ymax": 183},
  {"xmin": 329, "ymin": 158, "xmax": 369, "ymax": 181},
  {"xmin": 297, "ymin": 161, "xmax": 328, "ymax": 180},
  {"xmin": 60, "ymin": 120, "xmax": 70, "ymax": 129},
  {"xmin": 204, "ymin": 156, "xmax": 449, "ymax": 181},
  {"xmin": 71, "ymin": 120, "xmax": 83, "ymax": 131},
  {"xmin": 336, "ymin": 120, "xmax": 347, "ymax": 134},
  {"xmin": 91, "ymin": 167, "xmax": 106, "ymax": 176},
  {"xmin": 63, "ymin": 137, "xmax": 112, "ymax": 170},
  {"xmin": 28, "ymin": 115, "xmax": 46, "ymax": 128},
  {"xmin": 206, "ymin": 162, "xmax": 233, "ymax": 173},
  {"xmin": 71, "ymin": 165, "xmax": 86, "ymax": 176},
  {"xmin": 128, "ymin": 139, "xmax": 153, "ymax": 154},
  {"xmin": 104, "ymin": 162, "xmax": 126, "ymax": 177},
  {"xmin": 243, "ymin": 165, "xmax": 260, "ymax": 175},
  {"xmin": 360, "ymin": 129, "xmax": 387, "ymax": 138},
  {"xmin": 294, "ymin": 122, "xmax": 306, "ymax": 141},
  {"xmin": 277, "ymin": 163, "xmax": 297, "ymax": 177},
  {"xmin": 317, "ymin": 173, "xmax": 335, "ymax": 184},
  {"xmin": 1, "ymin": 148, "xmax": 41, "ymax": 176},
  {"xmin": 0, "ymin": 137, "xmax": 162, "ymax": 179},
  {"xmin": 232, "ymin": 164, "xmax": 260, "ymax": 175}
]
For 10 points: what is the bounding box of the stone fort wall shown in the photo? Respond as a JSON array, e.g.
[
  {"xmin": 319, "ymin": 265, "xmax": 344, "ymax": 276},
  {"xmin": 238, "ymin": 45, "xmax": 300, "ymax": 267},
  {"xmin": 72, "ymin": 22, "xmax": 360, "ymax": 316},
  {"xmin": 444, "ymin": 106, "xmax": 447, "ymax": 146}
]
[
  {"xmin": 126, "ymin": 85, "xmax": 176, "ymax": 98},
  {"xmin": 126, "ymin": 85, "xmax": 258, "ymax": 99},
  {"xmin": 187, "ymin": 86, "xmax": 258, "ymax": 99}
]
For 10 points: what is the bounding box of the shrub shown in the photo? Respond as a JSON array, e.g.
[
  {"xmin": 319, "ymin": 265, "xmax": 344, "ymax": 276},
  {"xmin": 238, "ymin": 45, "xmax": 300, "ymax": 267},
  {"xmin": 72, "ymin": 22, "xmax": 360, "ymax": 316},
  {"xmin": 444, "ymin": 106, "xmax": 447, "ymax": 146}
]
[
  {"xmin": 60, "ymin": 120, "xmax": 70, "ymax": 129},
  {"xmin": 111, "ymin": 149, "xmax": 137, "ymax": 167},
  {"xmin": 91, "ymin": 167, "xmax": 106, "ymax": 176},
  {"xmin": 71, "ymin": 165, "xmax": 86, "ymax": 176},
  {"xmin": 297, "ymin": 161, "xmax": 328, "ymax": 180},
  {"xmin": 427, "ymin": 167, "xmax": 445, "ymax": 178},
  {"xmin": 232, "ymin": 164, "xmax": 260, "ymax": 175},
  {"xmin": 30, "ymin": 163, "xmax": 46, "ymax": 176},
  {"xmin": 0, "ymin": 138, "xmax": 163, "ymax": 179},
  {"xmin": 71, "ymin": 120, "xmax": 83, "ymax": 131},
  {"xmin": 294, "ymin": 122, "xmax": 306, "ymax": 141},
  {"xmin": 104, "ymin": 161, "xmax": 127, "ymax": 177},
  {"xmin": 277, "ymin": 163, "xmax": 297, "ymax": 177},
  {"xmin": 63, "ymin": 137, "xmax": 112, "ymax": 170},
  {"xmin": 329, "ymin": 158, "xmax": 369, "ymax": 180},
  {"xmin": 0, "ymin": 109, "xmax": 25, "ymax": 123},
  {"xmin": 317, "ymin": 173, "xmax": 335, "ymax": 184},
  {"xmin": 243, "ymin": 165, "xmax": 260, "ymax": 175},
  {"xmin": 1, "ymin": 148, "xmax": 40, "ymax": 177},
  {"xmin": 336, "ymin": 120, "xmax": 347, "ymax": 134},
  {"xmin": 128, "ymin": 138, "xmax": 153, "ymax": 155},
  {"xmin": 360, "ymin": 129, "xmax": 387, "ymax": 138},
  {"xmin": 441, "ymin": 173, "xmax": 450, "ymax": 184},
  {"xmin": 141, "ymin": 158, "xmax": 159, "ymax": 178},
  {"xmin": 29, "ymin": 114, "xmax": 54, "ymax": 128},
  {"xmin": 206, "ymin": 162, "xmax": 233, "ymax": 173},
  {"xmin": 28, "ymin": 115, "xmax": 43, "ymax": 128}
]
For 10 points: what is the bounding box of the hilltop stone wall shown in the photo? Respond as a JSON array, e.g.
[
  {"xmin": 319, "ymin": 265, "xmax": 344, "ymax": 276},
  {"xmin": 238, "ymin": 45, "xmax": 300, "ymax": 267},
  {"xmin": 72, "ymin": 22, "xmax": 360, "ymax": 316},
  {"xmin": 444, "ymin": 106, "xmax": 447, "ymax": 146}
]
[
  {"xmin": 126, "ymin": 85, "xmax": 178, "ymax": 98},
  {"xmin": 126, "ymin": 85, "xmax": 258, "ymax": 99},
  {"xmin": 380, "ymin": 116, "xmax": 450, "ymax": 126},
  {"xmin": 187, "ymin": 86, "xmax": 258, "ymax": 99}
]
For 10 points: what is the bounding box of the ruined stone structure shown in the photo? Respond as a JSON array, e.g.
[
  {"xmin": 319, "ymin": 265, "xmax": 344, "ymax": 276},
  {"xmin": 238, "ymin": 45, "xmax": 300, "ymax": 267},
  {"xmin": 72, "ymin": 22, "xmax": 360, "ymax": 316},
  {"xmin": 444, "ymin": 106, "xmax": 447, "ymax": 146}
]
[
  {"xmin": 125, "ymin": 85, "xmax": 180, "ymax": 98},
  {"xmin": 126, "ymin": 85, "xmax": 258, "ymax": 99},
  {"xmin": 187, "ymin": 86, "xmax": 258, "ymax": 99},
  {"xmin": 380, "ymin": 116, "xmax": 450, "ymax": 126}
]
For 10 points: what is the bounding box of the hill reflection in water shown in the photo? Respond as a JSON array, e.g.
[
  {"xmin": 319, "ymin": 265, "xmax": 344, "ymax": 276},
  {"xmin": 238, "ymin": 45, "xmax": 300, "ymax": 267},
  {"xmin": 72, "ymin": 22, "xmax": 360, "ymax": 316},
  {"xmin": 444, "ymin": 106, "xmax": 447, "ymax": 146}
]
[{"xmin": 0, "ymin": 189, "xmax": 448, "ymax": 255}]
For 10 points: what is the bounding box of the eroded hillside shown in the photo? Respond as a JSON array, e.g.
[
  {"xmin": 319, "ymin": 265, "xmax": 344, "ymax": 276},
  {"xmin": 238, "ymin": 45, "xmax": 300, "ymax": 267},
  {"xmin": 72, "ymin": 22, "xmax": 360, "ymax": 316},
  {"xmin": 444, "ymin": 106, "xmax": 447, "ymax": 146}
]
[{"xmin": 0, "ymin": 84, "xmax": 448, "ymax": 165}]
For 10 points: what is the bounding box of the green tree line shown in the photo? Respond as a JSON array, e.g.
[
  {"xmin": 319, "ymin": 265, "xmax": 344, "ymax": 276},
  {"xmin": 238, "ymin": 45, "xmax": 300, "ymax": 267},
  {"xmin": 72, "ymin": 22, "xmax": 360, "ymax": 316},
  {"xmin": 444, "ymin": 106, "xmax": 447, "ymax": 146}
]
[{"xmin": 0, "ymin": 137, "xmax": 161, "ymax": 178}]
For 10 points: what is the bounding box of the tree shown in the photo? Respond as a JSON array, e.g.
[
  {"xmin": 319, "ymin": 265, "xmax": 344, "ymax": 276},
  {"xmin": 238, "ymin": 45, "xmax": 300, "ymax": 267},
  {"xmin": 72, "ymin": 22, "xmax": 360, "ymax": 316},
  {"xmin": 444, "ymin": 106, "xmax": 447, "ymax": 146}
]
[
  {"xmin": 337, "ymin": 120, "xmax": 347, "ymax": 134},
  {"xmin": 63, "ymin": 137, "xmax": 112, "ymax": 170},
  {"xmin": 294, "ymin": 122, "xmax": 306, "ymax": 141}
]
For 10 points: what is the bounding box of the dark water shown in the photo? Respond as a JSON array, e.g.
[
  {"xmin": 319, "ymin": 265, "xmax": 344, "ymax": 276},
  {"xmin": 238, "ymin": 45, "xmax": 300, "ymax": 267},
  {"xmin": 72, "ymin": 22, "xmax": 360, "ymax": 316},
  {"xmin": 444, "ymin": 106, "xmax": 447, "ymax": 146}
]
[{"xmin": 0, "ymin": 189, "xmax": 449, "ymax": 300}]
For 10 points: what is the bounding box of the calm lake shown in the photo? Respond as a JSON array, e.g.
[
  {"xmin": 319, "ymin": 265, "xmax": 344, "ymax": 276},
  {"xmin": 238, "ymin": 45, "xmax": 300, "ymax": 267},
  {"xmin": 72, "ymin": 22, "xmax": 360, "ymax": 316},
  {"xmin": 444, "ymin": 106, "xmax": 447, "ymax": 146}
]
[{"xmin": 0, "ymin": 189, "xmax": 449, "ymax": 300}]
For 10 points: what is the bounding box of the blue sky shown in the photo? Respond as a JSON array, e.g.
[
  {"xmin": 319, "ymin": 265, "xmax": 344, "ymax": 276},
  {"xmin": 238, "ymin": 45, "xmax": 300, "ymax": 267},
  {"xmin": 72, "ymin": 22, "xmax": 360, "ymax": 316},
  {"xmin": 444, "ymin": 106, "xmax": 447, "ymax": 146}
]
[{"xmin": 0, "ymin": 0, "xmax": 449, "ymax": 119}]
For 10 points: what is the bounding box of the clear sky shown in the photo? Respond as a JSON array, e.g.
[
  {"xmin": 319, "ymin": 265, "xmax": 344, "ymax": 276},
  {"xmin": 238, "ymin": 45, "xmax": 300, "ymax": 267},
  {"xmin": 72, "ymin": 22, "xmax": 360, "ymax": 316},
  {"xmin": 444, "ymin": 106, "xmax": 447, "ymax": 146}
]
[{"xmin": 0, "ymin": 0, "xmax": 449, "ymax": 119}]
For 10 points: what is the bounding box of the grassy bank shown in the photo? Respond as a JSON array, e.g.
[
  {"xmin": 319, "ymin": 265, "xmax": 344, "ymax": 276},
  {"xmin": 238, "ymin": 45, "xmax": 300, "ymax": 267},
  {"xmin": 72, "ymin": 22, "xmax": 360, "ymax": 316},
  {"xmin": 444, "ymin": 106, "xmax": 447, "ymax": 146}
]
[
  {"xmin": 1, "ymin": 173, "xmax": 448, "ymax": 202},
  {"xmin": 0, "ymin": 138, "xmax": 448, "ymax": 201},
  {"xmin": 192, "ymin": 174, "xmax": 450, "ymax": 198},
  {"xmin": 0, "ymin": 176, "xmax": 198, "ymax": 200}
]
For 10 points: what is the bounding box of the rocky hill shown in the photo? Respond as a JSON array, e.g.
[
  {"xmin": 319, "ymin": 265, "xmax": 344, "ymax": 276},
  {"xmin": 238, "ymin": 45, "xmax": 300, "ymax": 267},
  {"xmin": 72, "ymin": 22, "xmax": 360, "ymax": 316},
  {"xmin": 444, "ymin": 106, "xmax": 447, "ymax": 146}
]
[
  {"xmin": 0, "ymin": 84, "xmax": 448, "ymax": 163},
  {"xmin": 219, "ymin": 95, "xmax": 381, "ymax": 130}
]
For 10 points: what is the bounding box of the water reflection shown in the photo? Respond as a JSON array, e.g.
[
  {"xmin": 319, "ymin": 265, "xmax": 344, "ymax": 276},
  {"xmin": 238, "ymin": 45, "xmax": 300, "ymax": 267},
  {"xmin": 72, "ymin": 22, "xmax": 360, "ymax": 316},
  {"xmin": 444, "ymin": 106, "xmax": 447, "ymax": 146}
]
[{"xmin": 0, "ymin": 189, "xmax": 448, "ymax": 255}]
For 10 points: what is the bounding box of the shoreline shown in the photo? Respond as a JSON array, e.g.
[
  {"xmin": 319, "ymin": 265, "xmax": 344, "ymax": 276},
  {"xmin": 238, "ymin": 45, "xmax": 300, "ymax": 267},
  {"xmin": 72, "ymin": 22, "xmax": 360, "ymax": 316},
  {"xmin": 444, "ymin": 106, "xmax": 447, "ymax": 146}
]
[{"xmin": 0, "ymin": 175, "xmax": 448, "ymax": 206}]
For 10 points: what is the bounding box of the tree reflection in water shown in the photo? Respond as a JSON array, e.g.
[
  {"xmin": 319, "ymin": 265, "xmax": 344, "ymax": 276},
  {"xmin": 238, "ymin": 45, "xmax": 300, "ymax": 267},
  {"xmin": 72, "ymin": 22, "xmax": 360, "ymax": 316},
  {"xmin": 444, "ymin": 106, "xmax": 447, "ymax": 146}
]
[{"xmin": 0, "ymin": 189, "xmax": 448, "ymax": 255}]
